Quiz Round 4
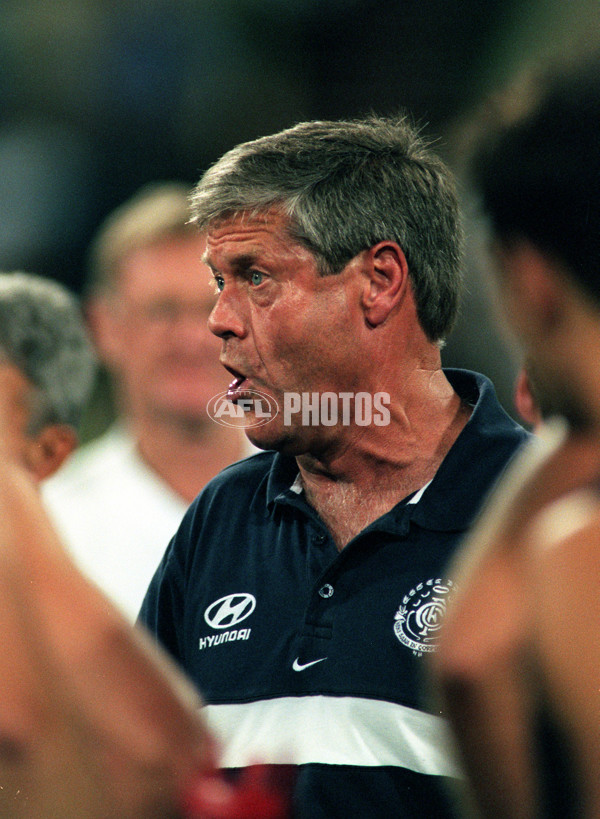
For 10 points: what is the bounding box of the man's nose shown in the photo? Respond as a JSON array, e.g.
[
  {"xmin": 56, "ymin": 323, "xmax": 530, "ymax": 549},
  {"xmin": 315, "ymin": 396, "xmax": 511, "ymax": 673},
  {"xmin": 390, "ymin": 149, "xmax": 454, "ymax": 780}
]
[{"xmin": 207, "ymin": 287, "xmax": 245, "ymax": 339}]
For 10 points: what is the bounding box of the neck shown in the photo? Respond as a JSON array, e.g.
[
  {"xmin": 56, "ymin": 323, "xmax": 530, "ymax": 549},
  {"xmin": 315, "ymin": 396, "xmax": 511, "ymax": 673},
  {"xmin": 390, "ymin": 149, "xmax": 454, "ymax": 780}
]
[
  {"xmin": 296, "ymin": 367, "xmax": 471, "ymax": 549},
  {"xmin": 131, "ymin": 413, "xmax": 247, "ymax": 503}
]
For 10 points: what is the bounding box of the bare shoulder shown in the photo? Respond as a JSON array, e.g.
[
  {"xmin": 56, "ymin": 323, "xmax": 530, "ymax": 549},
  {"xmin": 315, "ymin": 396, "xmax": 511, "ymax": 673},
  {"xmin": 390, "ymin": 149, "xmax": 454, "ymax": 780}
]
[
  {"xmin": 526, "ymin": 486, "xmax": 600, "ymax": 640},
  {"xmin": 525, "ymin": 487, "xmax": 600, "ymax": 677},
  {"xmin": 527, "ymin": 488, "xmax": 600, "ymax": 594},
  {"xmin": 525, "ymin": 488, "xmax": 600, "ymax": 708}
]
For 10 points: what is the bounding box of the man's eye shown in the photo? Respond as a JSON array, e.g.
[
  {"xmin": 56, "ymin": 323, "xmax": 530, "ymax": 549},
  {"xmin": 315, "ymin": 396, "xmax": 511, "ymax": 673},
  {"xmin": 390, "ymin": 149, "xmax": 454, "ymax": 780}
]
[
  {"xmin": 214, "ymin": 275, "xmax": 225, "ymax": 292},
  {"xmin": 250, "ymin": 271, "xmax": 264, "ymax": 286}
]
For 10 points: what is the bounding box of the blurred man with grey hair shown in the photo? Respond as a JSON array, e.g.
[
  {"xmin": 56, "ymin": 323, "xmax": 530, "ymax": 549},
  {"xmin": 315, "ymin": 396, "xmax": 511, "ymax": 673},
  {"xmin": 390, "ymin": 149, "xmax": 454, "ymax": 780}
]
[{"xmin": 0, "ymin": 270, "xmax": 96, "ymax": 481}]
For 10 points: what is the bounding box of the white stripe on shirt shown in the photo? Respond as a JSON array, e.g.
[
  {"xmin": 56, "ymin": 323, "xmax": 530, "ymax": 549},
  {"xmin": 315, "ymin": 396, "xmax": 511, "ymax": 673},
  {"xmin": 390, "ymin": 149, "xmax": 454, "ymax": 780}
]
[{"xmin": 203, "ymin": 694, "xmax": 462, "ymax": 778}]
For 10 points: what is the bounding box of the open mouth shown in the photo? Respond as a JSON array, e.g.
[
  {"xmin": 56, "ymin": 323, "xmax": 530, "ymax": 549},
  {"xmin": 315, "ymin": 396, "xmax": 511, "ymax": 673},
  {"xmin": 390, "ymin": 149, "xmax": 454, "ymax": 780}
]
[{"xmin": 224, "ymin": 365, "xmax": 251, "ymax": 403}]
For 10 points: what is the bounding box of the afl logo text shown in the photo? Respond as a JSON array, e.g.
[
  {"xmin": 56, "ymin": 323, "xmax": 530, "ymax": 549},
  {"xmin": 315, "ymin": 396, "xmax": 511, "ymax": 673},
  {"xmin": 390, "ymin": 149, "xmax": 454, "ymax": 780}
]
[
  {"xmin": 393, "ymin": 578, "xmax": 454, "ymax": 655},
  {"xmin": 204, "ymin": 593, "xmax": 256, "ymax": 629},
  {"xmin": 207, "ymin": 390, "xmax": 278, "ymax": 428}
]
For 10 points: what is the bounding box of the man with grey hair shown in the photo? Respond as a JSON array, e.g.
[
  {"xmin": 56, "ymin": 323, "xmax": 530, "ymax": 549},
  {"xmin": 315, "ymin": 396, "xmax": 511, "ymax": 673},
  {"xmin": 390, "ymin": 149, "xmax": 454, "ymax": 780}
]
[
  {"xmin": 140, "ymin": 115, "xmax": 529, "ymax": 818},
  {"xmin": 0, "ymin": 271, "xmax": 96, "ymax": 481},
  {"xmin": 43, "ymin": 182, "xmax": 249, "ymax": 620}
]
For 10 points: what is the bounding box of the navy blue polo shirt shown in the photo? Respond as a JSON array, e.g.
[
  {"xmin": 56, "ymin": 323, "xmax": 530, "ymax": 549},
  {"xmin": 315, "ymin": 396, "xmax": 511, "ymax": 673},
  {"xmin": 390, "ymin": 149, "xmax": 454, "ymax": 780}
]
[{"xmin": 140, "ymin": 370, "xmax": 529, "ymax": 818}]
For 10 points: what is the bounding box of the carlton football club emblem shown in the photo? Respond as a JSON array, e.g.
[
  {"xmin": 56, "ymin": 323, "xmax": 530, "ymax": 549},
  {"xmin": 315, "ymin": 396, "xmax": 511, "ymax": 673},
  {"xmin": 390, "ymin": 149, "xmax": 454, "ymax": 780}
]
[{"xmin": 394, "ymin": 578, "xmax": 455, "ymax": 655}]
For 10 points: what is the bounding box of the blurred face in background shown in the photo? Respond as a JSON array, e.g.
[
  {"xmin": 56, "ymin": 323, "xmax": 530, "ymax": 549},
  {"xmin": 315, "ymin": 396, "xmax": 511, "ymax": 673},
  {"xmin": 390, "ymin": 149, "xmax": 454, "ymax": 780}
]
[{"xmin": 90, "ymin": 232, "xmax": 228, "ymax": 430}]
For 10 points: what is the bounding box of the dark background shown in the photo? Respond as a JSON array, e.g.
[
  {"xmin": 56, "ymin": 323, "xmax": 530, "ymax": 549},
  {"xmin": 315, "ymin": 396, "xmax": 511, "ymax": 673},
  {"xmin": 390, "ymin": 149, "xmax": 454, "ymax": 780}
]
[{"xmin": 1, "ymin": 0, "xmax": 598, "ymax": 422}]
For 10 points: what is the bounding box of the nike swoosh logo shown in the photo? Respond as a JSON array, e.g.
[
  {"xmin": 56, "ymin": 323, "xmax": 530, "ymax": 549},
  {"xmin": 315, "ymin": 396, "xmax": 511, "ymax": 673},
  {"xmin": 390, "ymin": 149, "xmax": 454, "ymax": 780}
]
[{"xmin": 292, "ymin": 657, "xmax": 327, "ymax": 672}]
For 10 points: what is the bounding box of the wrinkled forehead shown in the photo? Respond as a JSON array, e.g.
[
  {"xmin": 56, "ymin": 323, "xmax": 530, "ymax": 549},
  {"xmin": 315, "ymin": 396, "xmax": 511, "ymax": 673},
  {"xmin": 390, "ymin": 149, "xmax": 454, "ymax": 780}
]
[
  {"xmin": 206, "ymin": 206, "xmax": 293, "ymax": 237},
  {"xmin": 204, "ymin": 208, "xmax": 304, "ymax": 264}
]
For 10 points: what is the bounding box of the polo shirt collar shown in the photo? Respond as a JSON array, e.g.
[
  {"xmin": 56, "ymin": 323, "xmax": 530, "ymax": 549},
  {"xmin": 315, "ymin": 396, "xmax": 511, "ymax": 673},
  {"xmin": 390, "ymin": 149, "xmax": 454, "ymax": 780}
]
[
  {"xmin": 409, "ymin": 369, "xmax": 527, "ymax": 531},
  {"xmin": 262, "ymin": 369, "xmax": 527, "ymax": 533}
]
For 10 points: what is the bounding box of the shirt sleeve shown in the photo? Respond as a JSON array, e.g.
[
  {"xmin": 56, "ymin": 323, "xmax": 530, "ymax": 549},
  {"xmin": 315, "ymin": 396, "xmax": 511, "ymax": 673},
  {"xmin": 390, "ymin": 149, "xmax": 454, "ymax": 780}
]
[{"xmin": 137, "ymin": 501, "xmax": 198, "ymax": 667}]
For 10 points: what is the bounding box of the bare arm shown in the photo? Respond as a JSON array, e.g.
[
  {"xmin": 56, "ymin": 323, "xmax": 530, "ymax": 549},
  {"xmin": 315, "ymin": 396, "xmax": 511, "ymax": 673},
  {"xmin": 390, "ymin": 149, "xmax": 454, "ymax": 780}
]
[{"xmin": 0, "ymin": 453, "xmax": 213, "ymax": 817}]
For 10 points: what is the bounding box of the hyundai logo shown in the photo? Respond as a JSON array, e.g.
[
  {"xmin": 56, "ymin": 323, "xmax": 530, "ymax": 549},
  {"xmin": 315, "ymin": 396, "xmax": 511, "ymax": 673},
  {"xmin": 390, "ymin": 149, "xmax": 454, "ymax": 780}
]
[{"xmin": 204, "ymin": 593, "xmax": 256, "ymax": 629}]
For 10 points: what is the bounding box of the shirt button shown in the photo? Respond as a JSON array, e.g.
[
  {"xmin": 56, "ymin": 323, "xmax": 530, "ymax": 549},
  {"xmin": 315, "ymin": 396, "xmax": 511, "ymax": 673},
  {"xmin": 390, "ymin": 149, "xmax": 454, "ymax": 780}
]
[
  {"xmin": 313, "ymin": 533, "xmax": 327, "ymax": 544},
  {"xmin": 318, "ymin": 584, "xmax": 334, "ymax": 599}
]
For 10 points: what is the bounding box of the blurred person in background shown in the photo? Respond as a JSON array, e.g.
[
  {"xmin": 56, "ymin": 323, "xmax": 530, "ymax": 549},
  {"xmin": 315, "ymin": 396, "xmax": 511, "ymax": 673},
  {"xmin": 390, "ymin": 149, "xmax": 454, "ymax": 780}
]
[
  {"xmin": 43, "ymin": 182, "xmax": 250, "ymax": 620},
  {"xmin": 0, "ymin": 271, "xmax": 95, "ymax": 481},
  {"xmin": 433, "ymin": 52, "xmax": 600, "ymax": 819},
  {"xmin": 0, "ymin": 269, "xmax": 215, "ymax": 817}
]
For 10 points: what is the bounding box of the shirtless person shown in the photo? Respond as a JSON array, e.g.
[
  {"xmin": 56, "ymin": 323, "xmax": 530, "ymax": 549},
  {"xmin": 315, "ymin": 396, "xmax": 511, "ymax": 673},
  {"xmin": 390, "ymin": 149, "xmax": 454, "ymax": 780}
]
[{"xmin": 433, "ymin": 53, "xmax": 600, "ymax": 819}]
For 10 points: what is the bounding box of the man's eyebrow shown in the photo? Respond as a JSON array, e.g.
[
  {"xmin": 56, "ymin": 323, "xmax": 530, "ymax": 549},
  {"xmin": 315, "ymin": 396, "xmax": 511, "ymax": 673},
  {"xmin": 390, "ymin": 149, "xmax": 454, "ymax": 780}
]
[
  {"xmin": 202, "ymin": 253, "xmax": 258, "ymax": 273},
  {"xmin": 230, "ymin": 254, "xmax": 258, "ymax": 272}
]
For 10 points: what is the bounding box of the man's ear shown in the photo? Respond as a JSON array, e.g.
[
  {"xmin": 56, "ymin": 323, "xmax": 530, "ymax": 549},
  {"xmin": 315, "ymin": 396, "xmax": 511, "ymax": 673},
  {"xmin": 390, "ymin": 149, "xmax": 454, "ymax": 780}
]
[
  {"xmin": 360, "ymin": 242, "xmax": 409, "ymax": 327},
  {"xmin": 28, "ymin": 425, "xmax": 78, "ymax": 481}
]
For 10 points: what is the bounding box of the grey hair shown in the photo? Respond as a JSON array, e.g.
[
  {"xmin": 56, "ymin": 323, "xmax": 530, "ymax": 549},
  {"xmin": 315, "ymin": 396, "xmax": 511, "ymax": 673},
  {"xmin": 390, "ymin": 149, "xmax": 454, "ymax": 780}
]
[
  {"xmin": 0, "ymin": 272, "xmax": 97, "ymax": 433},
  {"xmin": 87, "ymin": 181, "xmax": 196, "ymax": 297},
  {"xmin": 190, "ymin": 115, "xmax": 464, "ymax": 342}
]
